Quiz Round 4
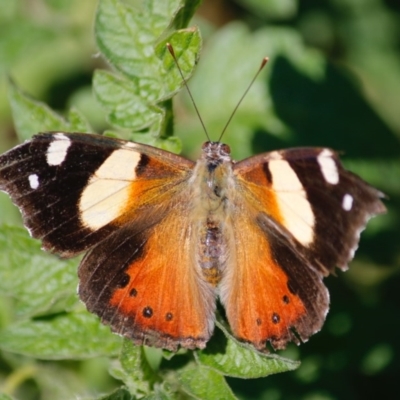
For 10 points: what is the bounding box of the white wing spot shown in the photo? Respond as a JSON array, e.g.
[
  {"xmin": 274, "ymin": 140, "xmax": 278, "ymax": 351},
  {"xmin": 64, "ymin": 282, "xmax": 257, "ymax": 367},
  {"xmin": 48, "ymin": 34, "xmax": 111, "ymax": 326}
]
[
  {"xmin": 28, "ymin": 174, "xmax": 39, "ymax": 189},
  {"xmin": 124, "ymin": 142, "xmax": 139, "ymax": 149},
  {"xmin": 268, "ymin": 151, "xmax": 283, "ymax": 160},
  {"xmin": 317, "ymin": 149, "xmax": 339, "ymax": 185},
  {"xmin": 46, "ymin": 133, "xmax": 71, "ymax": 166},
  {"xmin": 342, "ymin": 193, "xmax": 353, "ymax": 211}
]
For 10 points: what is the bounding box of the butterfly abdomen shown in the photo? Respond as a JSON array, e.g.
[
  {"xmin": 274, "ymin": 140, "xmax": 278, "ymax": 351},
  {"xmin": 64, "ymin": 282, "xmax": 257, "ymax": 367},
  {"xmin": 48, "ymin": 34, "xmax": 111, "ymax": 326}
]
[{"xmin": 198, "ymin": 218, "xmax": 226, "ymax": 286}]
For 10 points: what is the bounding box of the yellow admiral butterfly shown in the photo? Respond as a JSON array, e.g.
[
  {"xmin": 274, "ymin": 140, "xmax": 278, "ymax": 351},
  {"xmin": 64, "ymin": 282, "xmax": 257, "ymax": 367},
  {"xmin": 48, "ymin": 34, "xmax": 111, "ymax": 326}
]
[
  {"xmin": 0, "ymin": 130, "xmax": 385, "ymax": 351},
  {"xmin": 0, "ymin": 53, "xmax": 386, "ymax": 352}
]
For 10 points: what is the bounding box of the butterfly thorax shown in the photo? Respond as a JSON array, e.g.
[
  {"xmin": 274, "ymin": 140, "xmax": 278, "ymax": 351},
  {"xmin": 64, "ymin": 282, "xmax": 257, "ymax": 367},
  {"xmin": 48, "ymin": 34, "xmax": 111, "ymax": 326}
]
[{"xmin": 189, "ymin": 142, "xmax": 234, "ymax": 286}]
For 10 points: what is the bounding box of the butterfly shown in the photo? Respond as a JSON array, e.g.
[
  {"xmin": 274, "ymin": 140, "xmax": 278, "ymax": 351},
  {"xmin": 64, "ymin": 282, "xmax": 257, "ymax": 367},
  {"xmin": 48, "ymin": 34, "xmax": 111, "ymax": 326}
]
[{"xmin": 0, "ymin": 129, "xmax": 386, "ymax": 351}]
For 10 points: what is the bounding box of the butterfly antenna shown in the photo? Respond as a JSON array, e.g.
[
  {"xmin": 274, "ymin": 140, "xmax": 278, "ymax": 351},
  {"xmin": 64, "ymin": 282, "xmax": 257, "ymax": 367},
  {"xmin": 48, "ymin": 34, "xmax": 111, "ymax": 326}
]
[
  {"xmin": 166, "ymin": 43, "xmax": 210, "ymax": 142},
  {"xmin": 217, "ymin": 57, "xmax": 269, "ymax": 142}
]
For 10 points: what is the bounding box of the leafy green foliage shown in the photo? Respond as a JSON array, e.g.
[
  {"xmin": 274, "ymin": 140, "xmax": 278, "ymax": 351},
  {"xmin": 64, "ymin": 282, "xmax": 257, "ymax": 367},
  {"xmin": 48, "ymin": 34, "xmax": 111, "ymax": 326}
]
[
  {"xmin": 196, "ymin": 323, "xmax": 299, "ymax": 379},
  {"xmin": 93, "ymin": 0, "xmax": 202, "ymax": 151},
  {"xmin": 0, "ymin": 0, "xmax": 399, "ymax": 399},
  {"xmin": 0, "ymin": 311, "xmax": 122, "ymax": 360},
  {"xmin": 109, "ymin": 340, "xmax": 160, "ymax": 397},
  {"xmin": 8, "ymin": 81, "xmax": 93, "ymax": 141},
  {"xmin": 0, "ymin": 226, "xmax": 77, "ymax": 318},
  {"xmin": 178, "ymin": 364, "xmax": 237, "ymax": 400}
]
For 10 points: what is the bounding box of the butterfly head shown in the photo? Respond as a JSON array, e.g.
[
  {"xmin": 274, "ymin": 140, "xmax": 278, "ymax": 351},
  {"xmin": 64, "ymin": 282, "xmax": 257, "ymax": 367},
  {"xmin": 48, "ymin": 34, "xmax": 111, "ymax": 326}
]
[{"xmin": 201, "ymin": 141, "xmax": 232, "ymax": 171}]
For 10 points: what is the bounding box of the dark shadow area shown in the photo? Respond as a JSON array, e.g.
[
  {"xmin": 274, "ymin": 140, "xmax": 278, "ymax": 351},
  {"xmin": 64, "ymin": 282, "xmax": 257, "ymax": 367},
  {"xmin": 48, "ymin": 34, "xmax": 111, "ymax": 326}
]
[
  {"xmin": 200, "ymin": 323, "xmax": 229, "ymax": 356},
  {"xmin": 260, "ymin": 55, "xmax": 400, "ymax": 158},
  {"xmin": 45, "ymin": 71, "xmax": 93, "ymax": 111}
]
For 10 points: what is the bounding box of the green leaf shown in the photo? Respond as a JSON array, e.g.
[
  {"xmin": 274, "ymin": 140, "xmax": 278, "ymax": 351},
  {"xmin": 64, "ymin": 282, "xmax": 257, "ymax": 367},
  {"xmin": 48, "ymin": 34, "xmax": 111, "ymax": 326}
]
[
  {"xmin": 128, "ymin": 132, "xmax": 182, "ymax": 154},
  {"xmin": 109, "ymin": 340, "xmax": 160, "ymax": 397},
  {"xmin": 67, "ymin": 107, "xmax": 92, "ymax": 133},
  {"xmin": 141, "ymin": 0, "xmax": 184, "ymax": 37},
  {"xmin": 95, "ymin": 0, "xmax": 163, "ymax": 83},
  {"xmin": 155, "ymin": 28, "xmax": 202, "ymax": 97},
  {"xmin": 94, "ymin": 0, "xmax": 201, "ymax": 149},
  {"xmin": 8, "ymin": 80, "xmax": 92, "ymax": 142},
  {"xmin": 0, "ymin": 225, "xmax": 77, "ymax": 317},
  {"xmin": 195, "ymin": 322, "xmax": 299, "ymax": 379},
  {"xmin": 178, "ymin": 363, "xmax": 237, "ymax": 400},
  {"xmin": 93, "ymin": 69, "xmax": 164, "ymax": 130},
  {"xmin": 171, "ymin": 0, "xmax": 202, "ymax": 29},
  {"xmin": 95, "ymin": 0, "xmax": 197, "ymax": 85},
  {"xmin": 157, "ymin": 135, "xmax": 182, "ymax": 153},
  {"xmin": 0, "ymin": 192, "xmax": 20, "ymax": 225},
  {"xmin": 8, "ymin": 79, "xmax": 68, "ymax": 141},
  {"xmin": 34, "ymin": 362, "xmax": 88, "ymax": 399},
  {"xmin": 0, "ymin": 311, "xmax": 122, "ymax": 359}
]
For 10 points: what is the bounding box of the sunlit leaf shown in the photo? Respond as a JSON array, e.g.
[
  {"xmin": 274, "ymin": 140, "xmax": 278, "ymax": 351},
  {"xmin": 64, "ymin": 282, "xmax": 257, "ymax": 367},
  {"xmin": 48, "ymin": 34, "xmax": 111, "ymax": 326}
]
[
  {"xmin": 109, "ymin": 340, "xmax": 160, "ymax": 397},
  {"xmin": 179, "ymin": 363, "xmax": 237, "ymax": 400},
  {"xmin": 196, "ymin": 323, "xmax": 299, "ymax": 379},
  {"xmin": 0, "ymin": 225, "xmax": 77, "ymax": 317},
  {"xmin": 0, "ymin": 312, "xmax": 122, "ymax": 359}
]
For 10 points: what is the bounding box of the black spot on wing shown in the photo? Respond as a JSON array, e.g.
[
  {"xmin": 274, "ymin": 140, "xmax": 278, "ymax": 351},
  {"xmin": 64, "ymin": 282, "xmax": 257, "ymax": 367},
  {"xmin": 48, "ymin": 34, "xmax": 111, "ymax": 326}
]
[
  {"xmin": 272, "ymin": 313, "xmax": 280, "ymax": 324},
  {"xmin": 143, "ymin": 307, "xmax": 153, "ymax": 318},
  {"xmin": 283, "ymin": 295, "xmax": 290, "ymax": 304},
  {"xmin": 118, "ymin": 274, "xmax": 130, "ymax": 288}
]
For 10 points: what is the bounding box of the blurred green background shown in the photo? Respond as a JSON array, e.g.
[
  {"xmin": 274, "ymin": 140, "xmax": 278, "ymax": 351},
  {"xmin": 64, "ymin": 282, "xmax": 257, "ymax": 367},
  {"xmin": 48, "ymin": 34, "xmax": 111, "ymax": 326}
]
[{"xmin": 0, "ymin": 0, "xmax": 399, "ymax": 399}]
